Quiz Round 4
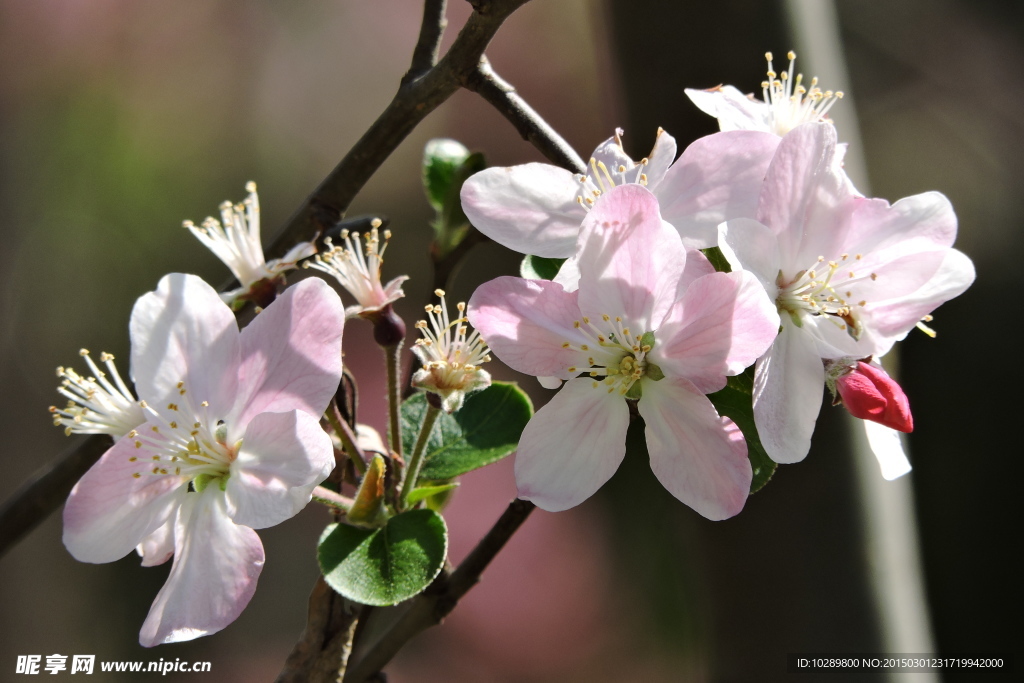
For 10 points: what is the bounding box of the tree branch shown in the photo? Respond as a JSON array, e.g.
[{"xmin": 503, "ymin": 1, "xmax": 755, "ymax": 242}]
[
  {"xmin": 342, "ymin": 499, "xmax": 536, "ymax": 683},
  {"xmin": 0, "ymin": 436, "xmax": 110, "ymax": 558},
  {"xmin": 404, "ymin": 0, "xmax": 449, "ymax": 84},
  {"xmin": 276, "ymin": 577, "xmax": 362, "ymax": 683},
  {"xmin": 465, "ymin": 56, "xmax": 587, "ymax": 173}
]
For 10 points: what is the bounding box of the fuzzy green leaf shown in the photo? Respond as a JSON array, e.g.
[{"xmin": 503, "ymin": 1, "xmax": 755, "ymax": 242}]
[
  {"xmin": 318, "ymin": 509, "xmax": 448, "ymax": 606},
  {"xmin": 708, "ymin": 368, "xmax": 776, "ymax": 493},
  {"xmin": 520, "ymin": 255, "xmax": 566, "ymax": 280}
]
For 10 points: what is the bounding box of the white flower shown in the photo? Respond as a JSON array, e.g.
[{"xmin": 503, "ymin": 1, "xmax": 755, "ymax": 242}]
[
  {"xmin": 686, "ymin": 51, "xmax": 844, "ymax": 136},
  {"xmin": 185, "ymin": 182, "xmax": 316, "ymax": 306},
  {"xmin": 49, "ymin": 349, "xmax": 144, "ymax": 439},
  {"xmin": 412, "ymin": 289, "xmax": 491, "ymax": 413},
  {"xmin": 303, "ymin": 220, "xmax": 408, "ymax": 318}
]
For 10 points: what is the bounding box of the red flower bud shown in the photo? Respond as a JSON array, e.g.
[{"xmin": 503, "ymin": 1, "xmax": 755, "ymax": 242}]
[{"xmin": 835, "ymin": 361, "xmax": 913, "ymax": 432}]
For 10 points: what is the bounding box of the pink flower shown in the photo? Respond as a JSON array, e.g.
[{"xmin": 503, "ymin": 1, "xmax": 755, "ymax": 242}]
[
  {"xmin": 460, "ymin": 127, "xmax": 779, "ymax": 255},
  {"xmin": 685, "ymin": 51, "xmax": 844, "ymax": 136},
  {"xmin": 62, "ymin": 274, "xmax": 344, "ymax": 646},
  {"xmin": 468, "ymin": 185, "xmax": 779, "ymax": 519},
  {"xmin": 718, "ymin": 122, "xmax": 974, "ymax": 464},
  {"xmin": 834, "ymin": 361, "xmax": 913, "ymax": 433}
]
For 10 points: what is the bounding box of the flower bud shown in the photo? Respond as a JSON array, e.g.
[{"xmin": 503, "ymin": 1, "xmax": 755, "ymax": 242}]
[{"xmin": 835, "ymin": 361, "xmax": 913, "ymax": 433}]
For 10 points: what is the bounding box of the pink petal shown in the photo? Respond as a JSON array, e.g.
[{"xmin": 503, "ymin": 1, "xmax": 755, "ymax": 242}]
[
  {"xmin": 139, "ymin": 489, "xmax": 264, "ymax": 647},
  {"xmin": 752, "ymin": 322, "xmax": 825, "ymax": 463},
  {"xmin": 467, "ymin": 277, "xmax": 590, "ymax": 379},
  {"xmin": 641, "ymin": 128, "xmax": 678, "ymax": 189},
  {"xmin": 676, "ymin": 246, "xmax": 717, "ymax": 295},
  {"xmin": 130, "ymin": 273, "xmax": 240, "ymax": 419},
  {"xmin": 638, "ymin": 377, "xmax": 751, "ymax": 520},
  {"xmin": 136, "ymin": 521, "xmax": 175, "ymax": 567},
  {"xmin": 515, "ymin": 378, "xmax": 630, "ymax": 511},
  {"xmin": 460, "ymin": 164, "xmax": 584, "ymax": 258},
  {"xmin": 653, "ymin": 271, "xmax": 779, "ymax": 393},
  {"xmin": 684, "ymin": 85, "xmax": 771, "ymax": 132},
  {"xmin": 657, "ymin": 130, "xmax": 780, "ymax": 248},
  {"xmin": 717, "ymin": 218, "xmax": 781, "ymax": 299},
  {"xmin": 756, "ymin": 123, "xmax": 853, "ymax": 268},
  {"xmin": 846, "ymin": 191, "xmax": 958, "ymax": 256},
  {"xmin": 576, "ymin": 184, "xmax": 686, "ymax": 331},
  {"xmin": 230, "ymin": 278, "xmax": 344, "ymax": 434},
  {"xmin": 63, "ymin": 432, "xmax": 188, "ymax": 564},
  {"xmin": 224, "ymin": 410, "xmax": 335, "ymax": 530}
]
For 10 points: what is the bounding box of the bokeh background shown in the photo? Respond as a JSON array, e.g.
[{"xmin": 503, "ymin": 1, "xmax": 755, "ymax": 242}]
[{"xmin": 1, "ymin": 1, "xmax": 1019, "ymax": 681}]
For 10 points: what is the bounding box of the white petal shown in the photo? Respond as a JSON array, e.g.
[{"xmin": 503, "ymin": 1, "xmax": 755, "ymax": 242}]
[
  {"xmin": 230, "ymin": 278, "xmax": 344, "ymax": 434},
  {"xmin": 862, "ymin": 420, "xmax": 912, "ymax": 481},
  {"xmin": 139, "ymin": 489, "xmax": 264, "ymax": 647},
  {"xmin": 753, "ymin": 322, "xmax": 824, "ymax": 464},
  {"xmin": 552, "ymin": 255, "xmax": 581, "ymax": 292},
  {"xmin": 225, "ymin": 411, "xmax": 335, "ymax": 529},
  {"xmin": 641, "ymin": 128, "xmax": 678, "ymax": 190},
  {"xmin": 684, "ymin": 86, "xmax": 772, "ymax": 132},
  {"xmin": 130, "ymin": 274, "xmax": 240, "ymax": 418},
  {"xmin": 460, "ymin": 164, "xmax": 584, "ymax": 258},
  {"xmin": 537, "ymin": 375, "xmax": 564, "ymax": 390},
  {"xmin": 515, "ymin": 378, "xmax": 630, "ymax": 511},
  {"xmin": 63, "ymin": 433, "xmax": 189, "ymax": 564},
  {"xmin": 136, "ymin": 521, "xmax": 175, "ymax": 567},
  {"xmin": 638, "ymin": 377, "xmax": 751, "ymax": 520},
  {"xmin": 717, "ymin": 218, "xmax": 781, "ymax": 300}
]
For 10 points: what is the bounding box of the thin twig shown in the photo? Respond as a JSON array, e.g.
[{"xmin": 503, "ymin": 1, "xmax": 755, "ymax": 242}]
[
  {"xmin": 397, "ymin": 403, "xmax": 441, "ymax": 509},
  {"xmin": 404, "ymin": 0, "xmax": 449, "ymax": 84},
  {"xmin": 465, "ymin": 56, "xmax": 587, "ymax": 173},
  {"xmin": 343, "ymin": 499, "xmax": 536, "ymax": 683}
]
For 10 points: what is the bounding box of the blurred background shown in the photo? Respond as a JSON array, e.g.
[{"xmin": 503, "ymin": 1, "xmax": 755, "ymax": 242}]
[{"xmin": 1, "ymin": 0, "xmax": 1019, "ymax": 681}]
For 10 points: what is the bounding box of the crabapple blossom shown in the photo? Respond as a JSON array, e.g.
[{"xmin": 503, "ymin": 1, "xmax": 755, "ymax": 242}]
[
  {"xmin": 62, "ymin": 273, "xmax": 344, "ymax": 646},
  {"xmin": 49, "ymin": 349, "xmax": 144, "ymax": 439},
  {"xmin": 303, "ymin": 219, "xmax": 408, "ymax": 318},
  {"xmin": 412, "ymin": 289, "xmax": 492, "ymax": 413},
  {"xmin": 717, "ymin": 122, "xmax": 974, "ymax": 464},
  {"xmin": 185, "ymin": 182, "xmax": 316, "ymax": 307},
  {"xmin": 468, "ymin": 184, "xmax": 779, "ymax": 519},
  {"xmin": 686, "ymin": 51, "xmax": 845, "ymax": 136},
  {"xmin": 460, "ymin": 127, "xmax": 779, "ymax": 254}
]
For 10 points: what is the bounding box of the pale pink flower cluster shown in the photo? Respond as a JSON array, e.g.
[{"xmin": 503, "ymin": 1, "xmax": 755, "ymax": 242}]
[
  {"xmin": 61, "ymin": 274, "xmax": 345, "ymax": 646},
  {"xmin": 462, "ymin": 54, "xmax": 973, "ymax": 511}
]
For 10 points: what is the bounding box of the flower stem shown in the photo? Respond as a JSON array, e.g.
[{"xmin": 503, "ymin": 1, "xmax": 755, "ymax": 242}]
[
  {"xmin": 398, "ymin": 403, "xmax": 440, "ymax": 510},
  {"xmin": 385, "ymin": 342, "xmax": 404, "ymax": 459},
  {"xmin": 312, "ymin": 486, "xmax": 354, "ymax": 512},
  {"xmin": 325, "ymin": 401, "xmax": 367, "ymax": 476}
]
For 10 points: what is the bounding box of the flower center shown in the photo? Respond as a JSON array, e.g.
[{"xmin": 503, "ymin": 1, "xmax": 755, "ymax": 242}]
[
  {"xmin": 127, "ymin": 381, "xmax": 237, "ymax": 491},
  {"xmin": 776, "ymin": 253, "xmax": 875, "ymax": 339},
  {"xmin": 50, "ymin": 349, "xmax": 144, "ymax": 437},
  {"xmin": 304, "ymin": 220, "xmax": 391, "ymax": 307},
  {"xmin": 413, "ymin": 289, "xmax": 491, "ymax": 391},
  {"xmin": 762, "ymin": 51, "xmax": 844, "ymax": 135},
  {"xmin": 561, "ymin": 315, "xmax": 656, "ymax": 396}
]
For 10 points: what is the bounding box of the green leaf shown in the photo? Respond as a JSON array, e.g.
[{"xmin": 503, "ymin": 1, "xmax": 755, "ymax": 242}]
[
  {"xmin": 406, "ymin": 483, "xmax": 459, "ymax": 505},
  {"xmin": 701, "ymin": 246, "xmax": 732, "ymax": 273},
  {"xmin": 402, "ymin": 382, "xmax": 534, "ymax": 480},
  {"xmin": 520, "ymin": 254, "xmax": 566, "ymax": 280},
  {"xmin": 708, "ymin": 368, "xmax": 777, "ymax": 493},
  {"xmin": 318, "ymin": 509, "xmax": 448, "ymax": 606},
  {"xmin": 423, "ymin": 139, "xmax": 470, "ymax": 212}
]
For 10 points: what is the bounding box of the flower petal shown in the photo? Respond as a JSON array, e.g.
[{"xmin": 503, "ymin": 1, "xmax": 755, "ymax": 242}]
[
  {"xmin": 684, "ymin": 85, "xmax": 771, "ymax": 132},
  {"xmin": 576, "ymin": 184, "xmax": 686, "ymax": 331},
  {"xmin": 224, "ymin": 410, "xmax": 334, "ymax": 530},
  {"xmin": 136, "ymin": 521, "xmax": 175, "ymax": 567},
  {"xmin": 515, "ymin": 378, "xmax": 630, "ymax": 511},
  {"xmin": 63, "ymin": 433, "xmax": 188, "ymax": 564},
  {"xmin": 656, "ymin": 130, "xmax": 780, "ymax": 248},
  {"xmin": 230, "ymin": 278, "xmax": 344, "ymax": 434},
  {"xmin": 638, "ymin": 377, "xmax": 751, "ymax": 520},
  {"xmin": 653, "ymin": 271, "xmax": 779, "ymax": 392},
  {"xmin": 717, "ymin": 218, "xmax": 781, "ymax": 299},
  {"xmin": 468, "ymin": 276, "xmax": 589, "ymax": 379},
  {"xmin": 862, "ymin": 420, "xmax": 912, "ymax": 481},
  {"xmin": 460, "ymin": 164, "xmax": 584, "ymax": 258},
  {"xmin": 130, "ymin": 273, "xmax": 240, "ymax": 418},
  {"xmin": 139, "ymin": 489, "xmax": 264, "ymax": 646},
  {"xmin": 641, "ymin": 127, "xmax": 678, "ymax": 190},
  {"xmin": 752, "ymin": 322, "xmax": 825, "ymax": 463}
]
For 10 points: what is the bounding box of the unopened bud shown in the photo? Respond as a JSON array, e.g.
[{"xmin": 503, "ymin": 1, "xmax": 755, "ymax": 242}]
[{"xmin": 834, "ymin": 361, "xmax": 913, "ymax": 433}]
